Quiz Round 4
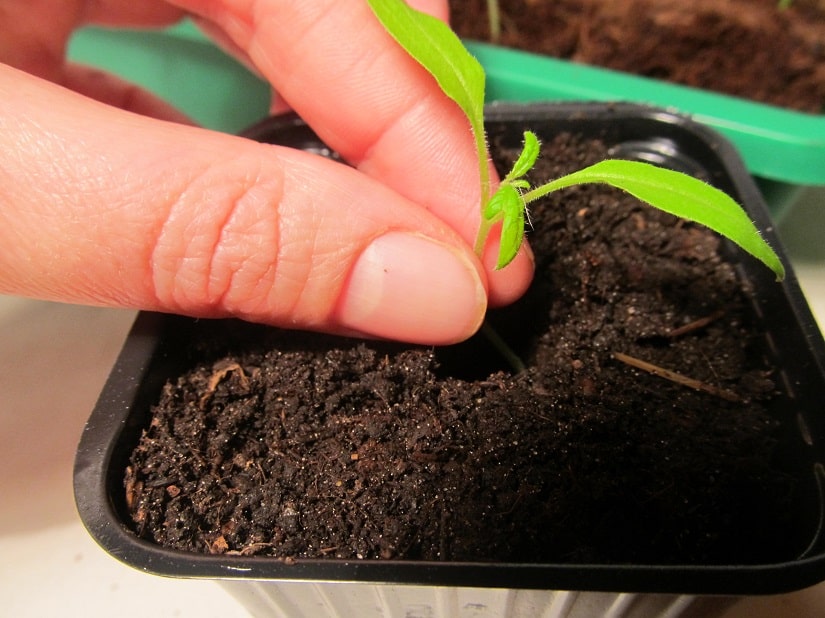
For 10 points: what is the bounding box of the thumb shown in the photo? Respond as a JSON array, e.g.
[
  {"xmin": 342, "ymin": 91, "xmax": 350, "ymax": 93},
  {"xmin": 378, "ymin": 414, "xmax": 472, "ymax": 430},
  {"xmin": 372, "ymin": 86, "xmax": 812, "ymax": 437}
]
[{"xmin": 0, "ymin": 66, "xmax": 486, "ymax": 345}]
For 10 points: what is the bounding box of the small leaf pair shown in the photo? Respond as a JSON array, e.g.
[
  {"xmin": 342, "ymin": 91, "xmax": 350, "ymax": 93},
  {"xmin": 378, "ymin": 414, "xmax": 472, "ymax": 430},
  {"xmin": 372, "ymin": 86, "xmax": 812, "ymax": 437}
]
[{"xmin": 483, "ymin": 130, "xmax": 540, "ymax": 268}]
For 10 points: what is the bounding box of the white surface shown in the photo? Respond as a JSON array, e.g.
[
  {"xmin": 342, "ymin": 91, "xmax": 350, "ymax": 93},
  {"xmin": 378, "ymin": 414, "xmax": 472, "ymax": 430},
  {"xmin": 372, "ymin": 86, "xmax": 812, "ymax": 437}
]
[
  {"xmin": 0, "ymin": 301, "xmax": 242, "ymax": 617},
  {"xmin": 1, "ymin": 248, "xmax": 823, "ymax": 617}
]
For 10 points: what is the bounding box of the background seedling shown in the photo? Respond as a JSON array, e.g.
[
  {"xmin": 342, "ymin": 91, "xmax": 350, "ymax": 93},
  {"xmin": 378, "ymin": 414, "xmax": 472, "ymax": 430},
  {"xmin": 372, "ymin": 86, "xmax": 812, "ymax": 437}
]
[
  {"xmin": 486, "ymin": 0, "xmax": 502, "ymax": 42},
  {"xmin": 367, "ymin": 0, "xmax": 785, "ymax": 281}
]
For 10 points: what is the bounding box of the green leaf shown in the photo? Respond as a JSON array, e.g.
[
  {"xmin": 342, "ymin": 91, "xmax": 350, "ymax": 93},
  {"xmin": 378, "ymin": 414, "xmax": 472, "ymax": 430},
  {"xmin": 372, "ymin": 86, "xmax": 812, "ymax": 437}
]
[
  {"xmin": 524, "ymin": 159, "xmax": 785, "ymax": 280},
  {"xmin": 504, "ymin": 131, "xmax": 540, "ymax": 183},
  {"xmin": 485, "ymin": 184, "xmax": 526, "ymax": 269},
  {"xmin": 366, "ymin": 0, "xmax": 487, "ymax": 154}
]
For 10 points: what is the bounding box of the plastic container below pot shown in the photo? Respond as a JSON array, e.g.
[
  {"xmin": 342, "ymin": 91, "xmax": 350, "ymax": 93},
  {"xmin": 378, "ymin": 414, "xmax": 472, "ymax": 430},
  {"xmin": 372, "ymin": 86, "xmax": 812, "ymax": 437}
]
[{"xmin": 74, "ymin": 104, "xmax": 825, "ymax": 618}]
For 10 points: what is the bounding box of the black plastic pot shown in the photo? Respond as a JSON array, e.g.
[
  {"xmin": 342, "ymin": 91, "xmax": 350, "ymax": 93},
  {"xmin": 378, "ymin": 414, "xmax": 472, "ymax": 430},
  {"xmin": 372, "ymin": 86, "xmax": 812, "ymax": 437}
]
[{"xmin": 74, "ymin": 104, "xmax": 825, "ymax": 602}]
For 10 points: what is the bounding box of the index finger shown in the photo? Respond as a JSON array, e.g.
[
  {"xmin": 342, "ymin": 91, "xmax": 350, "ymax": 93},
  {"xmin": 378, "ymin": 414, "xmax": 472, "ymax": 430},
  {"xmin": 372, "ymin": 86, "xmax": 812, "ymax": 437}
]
[{"xmin": 170, "ymin": 0, "xmax": 534, "ymax": 306}]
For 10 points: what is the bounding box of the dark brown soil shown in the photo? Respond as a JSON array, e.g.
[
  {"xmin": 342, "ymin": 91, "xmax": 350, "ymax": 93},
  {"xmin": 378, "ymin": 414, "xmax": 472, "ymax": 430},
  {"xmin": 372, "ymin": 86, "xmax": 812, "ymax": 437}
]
[
  {"xmin": 451, "ymin": 0, "xmax": 825, "ymax": 114},
  {"xmin": 125, "ymin": 131, "xmax": 797, "ymax": 566}
]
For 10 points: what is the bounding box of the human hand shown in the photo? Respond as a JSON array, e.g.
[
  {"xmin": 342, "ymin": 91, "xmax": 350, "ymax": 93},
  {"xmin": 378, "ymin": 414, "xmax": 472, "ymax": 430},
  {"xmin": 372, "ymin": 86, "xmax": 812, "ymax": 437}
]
[{"xmin": 0, "ymin": 0, "xmax": 533, "ymax": 345}]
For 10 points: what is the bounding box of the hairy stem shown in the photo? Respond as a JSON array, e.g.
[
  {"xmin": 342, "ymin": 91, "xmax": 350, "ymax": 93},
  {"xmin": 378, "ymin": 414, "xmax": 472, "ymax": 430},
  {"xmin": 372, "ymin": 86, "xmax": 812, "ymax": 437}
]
[
  {"xmin": 474, "ymin": 207, "xmax": 525, "ymax": 375},
  {"xmin": 474, "ymin": 217, "xmax": 493, "ymax": 257}
]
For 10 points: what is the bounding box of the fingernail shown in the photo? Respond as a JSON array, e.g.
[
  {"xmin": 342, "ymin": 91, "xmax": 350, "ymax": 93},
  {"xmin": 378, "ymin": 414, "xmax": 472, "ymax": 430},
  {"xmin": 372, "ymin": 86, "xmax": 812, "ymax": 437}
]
[{"xmin": 336, "ymin": 232, "xmax": 487, "ymax": 345}]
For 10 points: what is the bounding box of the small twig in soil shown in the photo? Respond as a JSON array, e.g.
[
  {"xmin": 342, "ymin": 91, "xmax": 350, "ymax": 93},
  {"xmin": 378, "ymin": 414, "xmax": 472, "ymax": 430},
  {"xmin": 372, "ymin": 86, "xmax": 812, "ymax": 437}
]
[
  {"xmin": 613, "ymin": 351, "xmax": 741, "ymax": 403},
  {"xmin": 667, "ymin": 309, "xmax": 726, "ymax": 338},
  {"xmin": 199, "ymin": 362, "xmax": 249, "ymax": 409}
]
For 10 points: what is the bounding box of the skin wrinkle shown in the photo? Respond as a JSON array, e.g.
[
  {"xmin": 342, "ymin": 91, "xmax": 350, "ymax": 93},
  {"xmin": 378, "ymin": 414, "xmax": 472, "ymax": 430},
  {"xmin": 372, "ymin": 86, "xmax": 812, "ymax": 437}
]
[
  {"xmin": 203, "ymin": 171, "xmax": 260, "ymax": 312},
  {"xmin": 150, "ymin": 155, "xmax": 283, "ymax": 317},
  {"xmin": 149, "ymin": 161, "xmax": 217, "ymax": 314},
  {"xmin": 148, "ymin": 142, "xmax": 343, "ymax": 326},
  {"xmin": 273, "ymin": 196, "xmax": 320, "ymax": 326},
  {"xmin": 245, "ymin": 164, "xmax": 343, "ymax": 326},
  {"xmin": 133, "ymin": 156, "xmax": 227, "ymax": 310},
  {"xmin": 272, "ymin": 158, "xmax": 364, "ymax": 328},
  {"xmin": 223, "ymin": 181, "xmax": 287, "ymax": 320}
]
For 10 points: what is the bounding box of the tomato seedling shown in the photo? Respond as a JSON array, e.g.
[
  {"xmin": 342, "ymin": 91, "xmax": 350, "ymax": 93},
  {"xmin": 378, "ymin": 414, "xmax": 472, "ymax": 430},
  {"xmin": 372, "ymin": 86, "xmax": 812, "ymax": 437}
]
[{"xmin": 366, "ymin": 0, "xmax": 785, "ymax": 280}]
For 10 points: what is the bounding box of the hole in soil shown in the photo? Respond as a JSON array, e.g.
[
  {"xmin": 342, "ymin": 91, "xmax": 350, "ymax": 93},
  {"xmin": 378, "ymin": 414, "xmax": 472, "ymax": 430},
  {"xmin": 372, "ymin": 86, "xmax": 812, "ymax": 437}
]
[
  {"xmin": 432, "ymin": 306, "xmax": 540, "ymax": 381},
  {"xmin": 433, "ymin": 327, "xmax": 515, "ymax": 381}
]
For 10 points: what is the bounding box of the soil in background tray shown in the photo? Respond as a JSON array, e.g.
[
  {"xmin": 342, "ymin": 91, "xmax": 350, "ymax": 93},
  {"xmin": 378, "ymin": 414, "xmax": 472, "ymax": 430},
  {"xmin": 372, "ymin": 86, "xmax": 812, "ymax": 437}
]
[
  {"xmin": 125, "ymin": 131, "xmax": 798, "ymax": 566},
  {"xmin": 451, "ymin": 0, "xmax": 825, "ymax": 114}
]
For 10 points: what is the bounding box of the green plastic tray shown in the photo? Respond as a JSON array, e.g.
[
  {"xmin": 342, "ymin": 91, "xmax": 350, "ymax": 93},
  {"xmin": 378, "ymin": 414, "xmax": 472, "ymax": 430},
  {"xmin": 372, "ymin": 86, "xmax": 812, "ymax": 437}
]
[
  {"xmin": 68, "ymin": 22, "xmax": 824, "ymax": 187},
  {"xmin": 467, "ymin": 42, "xmax": 825, "ymax": 187},
  {"xmin": 68, "ymin": 21, "xmax": 269, "ymax": 134}
]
